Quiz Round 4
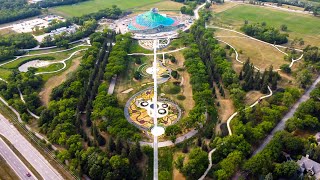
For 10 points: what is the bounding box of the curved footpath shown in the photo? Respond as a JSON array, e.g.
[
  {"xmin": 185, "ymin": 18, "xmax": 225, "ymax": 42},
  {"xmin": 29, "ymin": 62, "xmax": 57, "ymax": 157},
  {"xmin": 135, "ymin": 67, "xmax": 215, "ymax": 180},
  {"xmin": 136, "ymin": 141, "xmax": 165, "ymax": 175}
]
[
  {"xmin": 199, "ymin": 148, "xmax": 217, "ymax": 180},
  {"xmin": 0, "ymin": 44, "xmax": 90, "ymax": 68},
  {"xmin": 253, "ymin": 75, "xmax": 320, "ymax": 156},
  {"xmin": 227, "ymin": 86, "xmax": 273, "ymax": 135},
  {"xmin": 35, "ymin": 48, "xmax": 87, "ymax": 75}
]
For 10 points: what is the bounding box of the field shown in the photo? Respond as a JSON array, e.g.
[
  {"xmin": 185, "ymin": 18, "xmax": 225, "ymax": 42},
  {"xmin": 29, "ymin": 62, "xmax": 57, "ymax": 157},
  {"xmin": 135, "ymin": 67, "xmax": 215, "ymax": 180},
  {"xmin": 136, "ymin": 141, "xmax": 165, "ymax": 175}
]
[
  {"xmin": 134, "ymin": 1, "xmax": 183, "ymax": 11},
  {"xmin": 213, "ymin": 4, "xmax": 320, "ymax": 47},
  {"xmin": 51, "ymin": 0, "xmax": 165, "ymax": 17},
  {"xmin": 215, "ymin": 29, "xmax": 288, "ymax": 70}
]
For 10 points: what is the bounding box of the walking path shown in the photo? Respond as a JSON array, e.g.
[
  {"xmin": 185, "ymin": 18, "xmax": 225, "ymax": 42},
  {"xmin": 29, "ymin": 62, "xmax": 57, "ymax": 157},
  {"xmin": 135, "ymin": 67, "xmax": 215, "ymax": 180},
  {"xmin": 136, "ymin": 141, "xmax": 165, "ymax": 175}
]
[
  {"xmin": 199, "ymin": 148, "xmax": 217, "ymax": 180},
  {"xmin": 209, "ymin": 26, "xmax": 303, "ymax": 52},
  {"xmin": 253, "ymin": 75, "xmax": 320, "ymax": 156},
  {"xmin": 227, "ymin": 86, "xmax": 273, "ymax": 135},
  {"xmin": 0, "ymin": 44, "xmax": 90, "ymax": 68},
  {"xmin": 34, "ymin": 48, "xmax": 87, "ymax": 75},
  {"xmin": 209, "ymin": 26, "xmax": 304, "ymax": 69},
  {"xmin": 18, "ymin": 88, "xmax": 40, "ymax": 120},
  {"xmin": 128, "ymin": 47, "xmax": 187, "ymax": 56},
  {"xmin": 108, "ymin": 75, "xmax": 117, "ymax": 95}
]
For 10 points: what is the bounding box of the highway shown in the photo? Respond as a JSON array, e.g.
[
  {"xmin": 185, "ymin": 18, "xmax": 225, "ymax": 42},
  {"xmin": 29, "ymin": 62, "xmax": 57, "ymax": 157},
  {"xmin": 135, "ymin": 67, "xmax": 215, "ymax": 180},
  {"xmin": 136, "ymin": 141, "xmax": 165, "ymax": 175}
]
[
  {"xmin": 0, "ymin": 114, "xmax": 63, "ymax": 180},
  {"xmin": 0, "ymin": 138, "xmax": 36, "ymax": 180}
]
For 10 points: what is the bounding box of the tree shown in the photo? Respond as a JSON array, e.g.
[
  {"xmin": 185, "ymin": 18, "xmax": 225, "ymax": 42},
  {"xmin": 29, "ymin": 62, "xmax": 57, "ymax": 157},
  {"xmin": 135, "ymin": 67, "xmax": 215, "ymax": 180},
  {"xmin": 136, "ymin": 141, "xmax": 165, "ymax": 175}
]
[
  {"xmin": 280, "ymin": 64, "xmax": 291, "ymax": 74},
  {"xmin": 182, "ymin": 148, "xmax": 208, "ymax": 179},
  {"xmin": 215, "ymin": 151, "xmax": 244, "ymax": 180},
  {"xmin": 296, "ymin": 69, "xmax": 312, "ymax": 88},
  {"xmin": 274, "ymin": 161, "xmax": 299, "ymax": 178},
  {"xmin": 280, "ymin": 24, "xmax": 288, "ymax": 31},
  {"xmin": 133, "ymin": 71, "xmax": 141, "ymax": 80}
]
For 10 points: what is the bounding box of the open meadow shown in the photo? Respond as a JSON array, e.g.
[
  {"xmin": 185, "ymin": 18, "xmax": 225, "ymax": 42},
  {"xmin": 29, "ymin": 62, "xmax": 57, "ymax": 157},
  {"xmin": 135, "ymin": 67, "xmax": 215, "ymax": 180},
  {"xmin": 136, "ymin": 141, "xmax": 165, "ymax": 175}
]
[
  {"xmin": 212, "ymin": 4, "xmax": 320, "ymax": 47},
  {"xmin": 50, "ymin": 0, "xmax": 166, "ymax": 17}
]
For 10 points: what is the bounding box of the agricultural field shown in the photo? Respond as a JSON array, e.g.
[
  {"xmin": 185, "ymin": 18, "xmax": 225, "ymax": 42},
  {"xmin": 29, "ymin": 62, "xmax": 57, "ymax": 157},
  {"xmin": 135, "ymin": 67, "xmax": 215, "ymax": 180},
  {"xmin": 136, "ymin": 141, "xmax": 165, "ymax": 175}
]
[
  {"xmin": 50, "ymin": 0, "xmax": 165, "ymax": 17},
  {"xmin": 212, "ymin": 4, "xmax": 320, "ymax": 47}
]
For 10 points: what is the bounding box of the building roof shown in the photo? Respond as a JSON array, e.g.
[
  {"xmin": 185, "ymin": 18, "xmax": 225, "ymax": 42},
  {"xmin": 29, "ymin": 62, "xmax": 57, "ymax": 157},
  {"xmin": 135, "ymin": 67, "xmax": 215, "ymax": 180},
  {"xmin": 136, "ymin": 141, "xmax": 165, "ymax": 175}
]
[
  {"xmin": 297, "ymin": 155, "xmax": 320, "ymax": 179},
  {"xmin": 128, "ymin": 8, "xmax": 180, "ymax": 31}
]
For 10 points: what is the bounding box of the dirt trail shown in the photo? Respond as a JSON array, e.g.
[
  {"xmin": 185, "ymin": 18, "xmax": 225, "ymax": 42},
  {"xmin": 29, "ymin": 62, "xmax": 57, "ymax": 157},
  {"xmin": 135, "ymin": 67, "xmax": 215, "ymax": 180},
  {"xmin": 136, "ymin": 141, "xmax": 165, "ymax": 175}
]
[
  {"xmin": 214, "ymin": 82, "xmax": 235, "ymax": 134},
  {"xmin": 39, "ymin": 57, "xmax": 81, "ymax": 106}
]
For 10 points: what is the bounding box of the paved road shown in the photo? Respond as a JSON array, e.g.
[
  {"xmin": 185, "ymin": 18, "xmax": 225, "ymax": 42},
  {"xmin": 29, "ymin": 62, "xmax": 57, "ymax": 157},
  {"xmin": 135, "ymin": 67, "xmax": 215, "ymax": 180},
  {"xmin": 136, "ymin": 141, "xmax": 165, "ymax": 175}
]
[
  {"xmin": 253, "ymin": 75, "xmax": 320, "ymax": 156},
  {"xmin": 0, "ymin": 114, "xmax": 63, "ymax": 180},
  {"xmin": 0, "ymin": 138, "xmax": 37, "ymax": 180}
]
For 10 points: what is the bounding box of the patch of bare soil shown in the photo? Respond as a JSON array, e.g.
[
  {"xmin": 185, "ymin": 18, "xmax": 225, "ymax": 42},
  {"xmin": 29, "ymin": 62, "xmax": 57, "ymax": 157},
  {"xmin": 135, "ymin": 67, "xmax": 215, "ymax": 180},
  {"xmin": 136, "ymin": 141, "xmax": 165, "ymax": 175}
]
[
  {"xmin": 39, "ymin": 57, "xmax": 81, "ymax": 106},
  {"xmin": 244, "ymin": 91, "xmax": 263, "ymax": 105},
  {"xmin": 214, "ymin": 82, "xmax": 235, "ymax": 134}
]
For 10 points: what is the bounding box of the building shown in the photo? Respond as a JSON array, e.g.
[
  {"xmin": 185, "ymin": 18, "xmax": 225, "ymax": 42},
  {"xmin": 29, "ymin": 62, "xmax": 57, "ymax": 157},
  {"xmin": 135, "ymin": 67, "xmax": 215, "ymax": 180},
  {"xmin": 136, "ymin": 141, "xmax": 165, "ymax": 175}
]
[
  {"xmin": 128, "ymin": 8, "xmax": 184, "ymax": 34},
  {"xmin": 297, "ymin": 155, "xmax": 320, "ymax": 179}
]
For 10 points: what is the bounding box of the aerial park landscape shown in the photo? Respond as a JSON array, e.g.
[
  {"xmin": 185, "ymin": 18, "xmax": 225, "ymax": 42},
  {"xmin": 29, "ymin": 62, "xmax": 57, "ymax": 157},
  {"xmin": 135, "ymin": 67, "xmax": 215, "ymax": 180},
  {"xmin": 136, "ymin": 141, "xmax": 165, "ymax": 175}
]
[{"xmin": 0, "ymin": 0, "xmax": 320, "ymax": 180}]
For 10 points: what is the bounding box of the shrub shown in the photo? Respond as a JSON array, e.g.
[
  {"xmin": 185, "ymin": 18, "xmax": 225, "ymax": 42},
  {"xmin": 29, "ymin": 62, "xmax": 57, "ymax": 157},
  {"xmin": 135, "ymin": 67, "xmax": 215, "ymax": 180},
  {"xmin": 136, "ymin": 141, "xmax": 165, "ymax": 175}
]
[
  {"xmin": 171, "ymin": 70, "xmax": 179, "ymax": 79},
  {"xmin": 135, "ymin": 58, "xmax": 142, "ymax": 65},
  {"xmin": 134, "ymin": 71, "xmax": 141, "ymax": 80},
  {"xmin": 163, "ymin": 83, "xmax": 181, "ymax": 94},
  {"xmin": 177, "ymin": 95, "xmax": 186, "ymax": 100},
  {"xmin": 280, "ymin": 64, "xmax": 291, "ymax": 73}
]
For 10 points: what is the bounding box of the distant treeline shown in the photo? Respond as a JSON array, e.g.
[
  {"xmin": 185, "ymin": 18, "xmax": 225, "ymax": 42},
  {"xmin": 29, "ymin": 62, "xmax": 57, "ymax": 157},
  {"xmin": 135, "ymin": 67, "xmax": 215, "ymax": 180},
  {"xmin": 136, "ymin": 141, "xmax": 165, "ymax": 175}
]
[
  {"xmin": 0, "ymin": 0, "xmax": 41, "ymax": 25},
  {"xmin": 34, "ymin": 0, "xmax": 88, "ymax": 8},
  {"xmin": 40, "ymin": 6, "xmax": 122, "ymax": 47},
  {"xmin": 0, "ymin": 33, "xmax": 38, "ymax": 62}
]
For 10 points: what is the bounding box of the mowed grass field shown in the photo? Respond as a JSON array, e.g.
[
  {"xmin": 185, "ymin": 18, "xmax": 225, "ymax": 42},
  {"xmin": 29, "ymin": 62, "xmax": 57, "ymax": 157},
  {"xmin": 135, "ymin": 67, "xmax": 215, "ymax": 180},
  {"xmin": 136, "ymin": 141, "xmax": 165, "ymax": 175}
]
[
  {"xmin": 134, "ymin": 1, "xmax": 183, "ymax": 11},
  {"xmin": 213, "ymin": 4, "xmax": 320, "ymax": 47},
  {"xmin": 215, "ymin": 29, "xmax": 288, "ymax": 70},
  {"xmin": 51, "ymin": 0, "xmax": 165, "ymax": 17}
]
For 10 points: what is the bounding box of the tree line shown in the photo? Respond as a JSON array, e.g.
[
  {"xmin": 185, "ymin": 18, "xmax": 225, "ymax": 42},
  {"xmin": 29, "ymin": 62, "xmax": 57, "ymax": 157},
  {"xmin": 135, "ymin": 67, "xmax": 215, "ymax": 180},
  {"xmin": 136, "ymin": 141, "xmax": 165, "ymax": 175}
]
[
  {"xmin": 0, "ymin": 33, "xmax": 38, "ymax": 62},
  {"xmin": 40, "ymin": 6, "xmax": 122, "ymax": 48},
  {"xmin": 0, "ymin": 0, "xmax": 41, "ymax": 25},
  {"xmin": 241, "ymin": 22, "xmax": 289, "ymax": 44},
  {"xmin": 37, "ymin": 31, "xmax": 145, "ymax": 178},
  {"xmin": 33, "ymin": 0, "xmax": 88, "ymax": 8}
]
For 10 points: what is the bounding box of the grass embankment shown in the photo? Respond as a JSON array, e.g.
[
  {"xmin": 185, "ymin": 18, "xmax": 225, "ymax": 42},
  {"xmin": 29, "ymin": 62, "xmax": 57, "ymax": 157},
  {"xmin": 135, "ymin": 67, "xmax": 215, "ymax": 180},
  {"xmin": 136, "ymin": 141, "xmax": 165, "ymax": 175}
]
[
  {"xmin": 213, "ymin": 4, "xmax": 320, "ymax": 47},
  {"xmin": 0, "ymin": 155, "xmax": 19, "ymax": 180}
]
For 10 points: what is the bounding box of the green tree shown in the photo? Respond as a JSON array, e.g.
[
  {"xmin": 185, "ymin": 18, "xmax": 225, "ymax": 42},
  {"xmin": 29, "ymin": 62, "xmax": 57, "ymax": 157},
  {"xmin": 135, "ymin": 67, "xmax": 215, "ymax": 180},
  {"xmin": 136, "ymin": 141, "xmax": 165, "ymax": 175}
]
[{"xmin": 182, "ymin": 148, "xmax": 208, "ymax": 179}]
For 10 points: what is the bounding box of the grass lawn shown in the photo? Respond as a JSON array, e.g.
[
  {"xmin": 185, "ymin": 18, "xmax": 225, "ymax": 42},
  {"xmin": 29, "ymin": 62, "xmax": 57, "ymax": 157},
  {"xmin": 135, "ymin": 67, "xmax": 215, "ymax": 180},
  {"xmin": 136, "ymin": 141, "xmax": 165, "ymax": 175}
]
[
  {"xmin": 2, "ymin": 46, "xmax": 87, "ymax": 69},
  {"xmin": 36, "ymin": 62, "xmax": 65, "ymax": 73},
  {"xmin": 215, "ymin": 29, "xmax": 288, "ymax": 70},
  {"xmin": 0, "ymin": 68, "xmax": 13, "ymax": 80},
  {"xmin": 134, "ymin": 1, "xmax": 183, "ymax": 11},
  {"xmin": 51, "ymin": 0, "xmax": 164, "ymax": 17},
  {"xmin": 212, "ymin": 4, "xmax": 320, "ymax": 47}
]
